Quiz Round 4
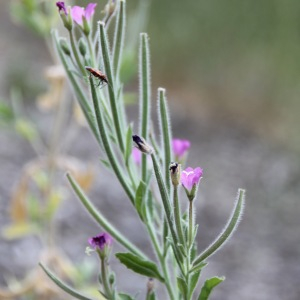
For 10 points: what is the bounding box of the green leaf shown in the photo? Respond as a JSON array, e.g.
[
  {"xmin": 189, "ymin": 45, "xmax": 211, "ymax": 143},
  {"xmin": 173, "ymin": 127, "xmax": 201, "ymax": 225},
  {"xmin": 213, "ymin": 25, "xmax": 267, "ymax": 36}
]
[
  {"xmin": 125, "ymin": 124, "xmax": 133, "ymax": 165},
  {"xmin": 188, "ymin": 270, "xmax": 201, "ymax": 299},
  {"xmin": 115, "ymin": 252, "xmax": 165, "ymax": 282},
  {"xmin": 189, "ymin": 262, "xmax": 208, "ymax": 274},
  {"xmin": 192, "ymin": 189, "xmax": 245, "ymax": 268},
  {"xmin": 135, "ymin": 181, "xmax": 146, "ymax": 221},
  {"xmin": 177, "ymin": 277, "xmax": 187, "ymax": 297},
  {"xmin": 157, "ymin": 88, "xmax": 173, "ymax": 194},
  {"xmin": 118, "ymin": 293, "xmax": 134, "ymax": 300},
  {"xmin": 198, "ymin": 276, "xmax": 225, "ymax": 300},
  {"xmin": 66, "ymin": 173, "xmax": 146, "ymax": 259},
  {"xmin": 39, "ymin": 263, "xmax": 94, "ymax": 300}
]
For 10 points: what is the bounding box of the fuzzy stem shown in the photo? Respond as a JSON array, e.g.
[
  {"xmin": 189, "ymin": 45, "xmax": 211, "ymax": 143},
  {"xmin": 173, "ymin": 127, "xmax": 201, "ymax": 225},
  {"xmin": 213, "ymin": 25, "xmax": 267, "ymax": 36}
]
[
  {"xmin": 139, "ymin": 33, "xmax": 151, "ymax": 183},
  {"xmin": 100, "ymin": 257, "xmax": 112, "ymax": 299},
  {"xmin": 158, "ymin": 88, "xmax": 172, "ymax": 195},
  {"xmin": 192, "ymin": 189, "xmax": 245, "ymax": 269},
  {"xmin": 174, "ymin": 185, "xmax": 185, "ymax": 248},
  {"xmin": 89, "ymin": 76, "xmax": 135, "ymax": 203},
  {"xmin": 98, "ymin": 21, "xmax": 125, "ymax": 153},
  {"xmin": 188, "ymin": 200, "xmax": 194, "ymax": 249},
  {"xmin": 69, "ymin": 30, "xmax": 86, "ymax": 74}
]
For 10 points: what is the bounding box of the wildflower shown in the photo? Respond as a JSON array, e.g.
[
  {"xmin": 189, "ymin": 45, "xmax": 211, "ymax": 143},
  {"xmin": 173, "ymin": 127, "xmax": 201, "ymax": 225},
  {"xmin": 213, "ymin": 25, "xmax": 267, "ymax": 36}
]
[
  {"xmin": 56, "ymin": 1, "xmax": 72, "ymax": 30},
  {"xmin": 71, "ymin": 3, "xmax": 97, "ymax": 34},
  {"xmin": 88, "ymin": 232, "xmax": 113, "ymax": 258},
  {"xmin": 181, "ymin": 167, "xmax": 203, "ymax": 201},
  {"xmin": 56, "ymin": 2, "xmax": 67, "ymax": 15},
  {"xmin": 132, "ymin": 147, "xmax": 142, "ymax": 165},
  {"xmin": 172, "ymin": 139, "xmax": 190, "ymax": 160},
  {"xmin": 132, "ymin": 135, "xmax": 154, "ymax": 155},
  {"xmin": 169, "ymin": 162, "xmax": 181, "ymax": 186}
]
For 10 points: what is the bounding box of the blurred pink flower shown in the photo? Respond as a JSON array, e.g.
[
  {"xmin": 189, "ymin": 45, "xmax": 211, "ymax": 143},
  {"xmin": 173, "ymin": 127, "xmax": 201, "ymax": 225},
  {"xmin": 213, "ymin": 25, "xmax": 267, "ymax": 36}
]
[
  {"xmin": 181, "ymin": 167, "xmax": 203, "ymax": 191},
  {"xmin": 71, "ymin": 3, "xmax": 97, "ymax": 25},
  {"xmin": 132, "ymin": 147, "xmax": 142, "ymax": 165},
  {"xmin": 172, "ymin": 139, "xmax": 191, "ymax": 159}
]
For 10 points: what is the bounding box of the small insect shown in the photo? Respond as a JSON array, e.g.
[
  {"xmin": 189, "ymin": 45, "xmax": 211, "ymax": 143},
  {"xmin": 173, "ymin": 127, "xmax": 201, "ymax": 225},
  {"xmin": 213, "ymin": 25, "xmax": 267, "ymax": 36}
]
[{"xmin": 85, "ymin": 66, "xmax": 108, "ymax": 87}]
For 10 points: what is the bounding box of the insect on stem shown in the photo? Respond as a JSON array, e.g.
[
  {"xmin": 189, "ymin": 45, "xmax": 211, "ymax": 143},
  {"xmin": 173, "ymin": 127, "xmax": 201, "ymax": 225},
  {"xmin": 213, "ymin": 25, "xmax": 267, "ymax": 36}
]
[{"xmin": 85, "ymin": 66, "xmax": 109, "ymax": 88}]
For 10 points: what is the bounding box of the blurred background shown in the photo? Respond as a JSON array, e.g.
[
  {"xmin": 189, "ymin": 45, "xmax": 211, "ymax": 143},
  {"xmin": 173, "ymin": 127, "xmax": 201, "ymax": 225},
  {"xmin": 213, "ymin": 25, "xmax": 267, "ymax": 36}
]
[{"xmin": 1, "ymin": 0, "xmax": 300, "ymax": 299}]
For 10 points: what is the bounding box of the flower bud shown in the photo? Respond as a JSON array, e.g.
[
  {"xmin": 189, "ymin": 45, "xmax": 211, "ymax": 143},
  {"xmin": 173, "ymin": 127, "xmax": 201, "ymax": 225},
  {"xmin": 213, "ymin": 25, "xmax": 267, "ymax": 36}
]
[
  {"xmin": 82, "ymin": 15, "xmax": 91, "ymax": 36},
  {"xmin": 169, "ymin": 162, "xmax": 181, "ymax": 186},
  {"xmin": 56, "ymin": 3, "xmax": 73, "ymax": 31},
  {"xmin": 147, "ymin": 278, "xmax": 155, "ymax": 294},
  {"xmin": 78, "ymin": 38, "xmax": 87, "ymax": 57},
  {"xmin": 59, "ymin": 38, "xmax": 71, "ymax": 56},
  {"xmin": 132, "ymin": 135, "xmax": 154, "ymax": 155}
]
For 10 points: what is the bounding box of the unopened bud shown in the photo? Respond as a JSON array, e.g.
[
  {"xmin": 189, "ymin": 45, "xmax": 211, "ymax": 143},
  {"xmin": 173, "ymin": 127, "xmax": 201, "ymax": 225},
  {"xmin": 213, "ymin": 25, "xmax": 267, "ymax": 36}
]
[
  {"xmin": 109, "ymin": 272, "xmax": 115, "ymax": 285},
  {"xmin": 132, "ymin": 135, "xmax": 153, "ymax": 154},
  {"xmin": 169, "ymin": 162, "xmax": 181, "ymax": 186},
  {"xmin": 59, "ymin": 38, "xmax": 71, "ymax": 56},
  {"xmin": 147, "ymin": 278, "xmax": 155, "ymax": 294},
  {"xmin": 78, "ymin": 38, "xmax": 87, "ymax": 56}
]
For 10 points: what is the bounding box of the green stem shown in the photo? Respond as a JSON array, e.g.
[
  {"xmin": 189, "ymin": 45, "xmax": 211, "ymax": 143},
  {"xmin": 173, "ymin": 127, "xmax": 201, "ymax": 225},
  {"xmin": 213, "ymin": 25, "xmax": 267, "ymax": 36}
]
[
  {"xmin": 150, "ymin": 153, "xmax": 183, "ymax": 267},
  {"xmin": 188, "ymin": 200, "xmax": 194, "ymax": 248},
  {"xmin": 98, "ymin": 21, "xmax": 125, "ymax": 153},
  {"xmin": 85, "ymin": 33, "xmax": 95, "ymax": 67},
  {"xmin": 100, "ymin": 257, "xmax": 112, "ymax": 299},
  {"xmin": 89, "ymin": 76, "xmax": 135, "ymax": 204},
  {"xmin": 139, "ymin": 33, "xmax": 151, "ymax": 183},
  {"xmin": 69, "ymin": 30, "xmax": 86, "ymax": 74},
  {"xmin": 174, "ymin": 186, "xmax": 185, "ymax": 248},
  {"xmin": 158, "ymin": 88, "xmax": 172, "ymax": 195},
  {"xmin": 146, "ymin": 222, "xmax": 175, "ymax": 300}
]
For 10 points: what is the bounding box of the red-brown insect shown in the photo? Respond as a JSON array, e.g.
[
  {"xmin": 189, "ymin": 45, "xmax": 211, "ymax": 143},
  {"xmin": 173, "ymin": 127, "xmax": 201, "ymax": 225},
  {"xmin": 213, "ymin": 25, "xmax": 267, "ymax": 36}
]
[{"xmin": 85, "ymin": 66, "xmax": 108, "ymax": 87}]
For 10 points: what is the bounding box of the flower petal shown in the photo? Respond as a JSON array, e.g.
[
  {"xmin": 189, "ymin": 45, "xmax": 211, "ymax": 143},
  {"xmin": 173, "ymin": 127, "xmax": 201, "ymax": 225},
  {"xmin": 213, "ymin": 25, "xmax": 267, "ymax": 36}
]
[
  {"xmin": 71, "ymin": 6, "xmax": 85, "ymax": 25},
  {"xmin": 84, "ymin": 3, "xmax": 97, "ymax": 20}
]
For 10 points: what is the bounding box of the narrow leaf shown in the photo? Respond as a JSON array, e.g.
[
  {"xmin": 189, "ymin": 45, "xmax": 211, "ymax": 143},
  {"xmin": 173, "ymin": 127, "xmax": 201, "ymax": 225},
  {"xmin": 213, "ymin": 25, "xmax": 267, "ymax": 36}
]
[
  {"xmin": 52, "ymin": 30, "xmax": 101, "ymax": 146},
  {"xmin": 135, "ymin": 181, "xmax": 146, "ymax": 221},
  {"xmin": 177, "ymin": 277, "xmax": 187, "ymax": 297},
  {"xmin": 115, "ymin": 252, "xmax": 165, "ymax": 282},
  {"xmin": 198, "ymin": 276, "xmax": 225, "ymax": 300},
  {"xmin": 112, "ymin": 0, "xmax": 126, "ymax": 78},
  {"xmin": 157, "ymin": 88, "xmax": 172, "ymax": 194},
  {"xmin": 39, "ymin": 263, "xmax": 94, "ymax": 300},
  {"xmin": 66, "ymin": 173, "xmax": 146, "ymax": 259},
  {"xmin": 188, "ymin": 271, "xmax": 201, "ymax": 299},
  {"xmin": 139, "ymin": 33, "xmax": 151, "ymax": 184},
  {"xmin": 88, "ymin": 76, "xmax": 135, "ymax": 204},
  {"xmin": 125, "ymin": 124, "xmax": 133, "ymax": 165},
  {"xmin": 118, "ymin": 293, "xmax": 134, "ymax": 300},
  {"xmin": 192, "ymin": 189, "xmax": 245, "ymax": 268},
  {"xmin": 98, "ymin": 21, "xmax": 125, "ymax": 152}
]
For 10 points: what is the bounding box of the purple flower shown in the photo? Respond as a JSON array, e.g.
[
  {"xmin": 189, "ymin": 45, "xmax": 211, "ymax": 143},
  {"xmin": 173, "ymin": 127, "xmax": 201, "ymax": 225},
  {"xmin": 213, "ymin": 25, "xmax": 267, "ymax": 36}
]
[
  {"xmin": 71, "ymin": 3, "xmax": 97, "ymax": 26},
  {"xmin": 88, "ymin": 233, "xmax": 112, "ymax": 251},
  {"xmin": 132, "ymin": 148, "xmax": 142, "ymax": 165},
  {"xmin": 181, "ymin": 167, "xmax": 203, "ymax": 191},
  {"xmin": 172, "ymin": 139, "xmax": 191, "ymax": 159},
  {"xmin": 56, "ymin": 2, "xmax": 67, "ymax": 15}
]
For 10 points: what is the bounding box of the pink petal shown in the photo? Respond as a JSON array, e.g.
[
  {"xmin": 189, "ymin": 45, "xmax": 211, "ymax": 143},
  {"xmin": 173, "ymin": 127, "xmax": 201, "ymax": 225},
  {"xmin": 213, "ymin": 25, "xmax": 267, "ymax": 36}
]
[
  {"xmin": 85, "ymin": 3, "xmax": 97, "ymax": 20},
  {"xmin": 71, "ymin": 6, "xmax": 85, "ymax": 25}
]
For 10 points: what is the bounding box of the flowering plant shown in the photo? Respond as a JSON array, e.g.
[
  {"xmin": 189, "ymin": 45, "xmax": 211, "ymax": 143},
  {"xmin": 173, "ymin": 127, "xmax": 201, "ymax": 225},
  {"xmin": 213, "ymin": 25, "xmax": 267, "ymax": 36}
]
[{"xmin": 40, "ymin": 1, "xmax": 246, "ymax": 299}]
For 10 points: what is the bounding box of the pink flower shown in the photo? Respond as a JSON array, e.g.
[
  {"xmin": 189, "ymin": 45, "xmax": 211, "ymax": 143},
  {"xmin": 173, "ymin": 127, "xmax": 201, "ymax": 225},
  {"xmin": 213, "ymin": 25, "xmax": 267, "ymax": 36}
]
[
  {"xmin": 172, "ymin": 139, "xmax": 191, "ymax": 159},
  {"xmin": 132, "ymin": 148, "xmax": 142, "ymax": 165},
  {"xmin": 88, "ymin": 233, "xmax": 112, "ymax": 250},
  {"xmin": 71, "ymin": 3, "xmax": 97, "ymax": 26},
  {"xmin": 181, "ymin": 167, "xmax": 203, "ymax": 191}
]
